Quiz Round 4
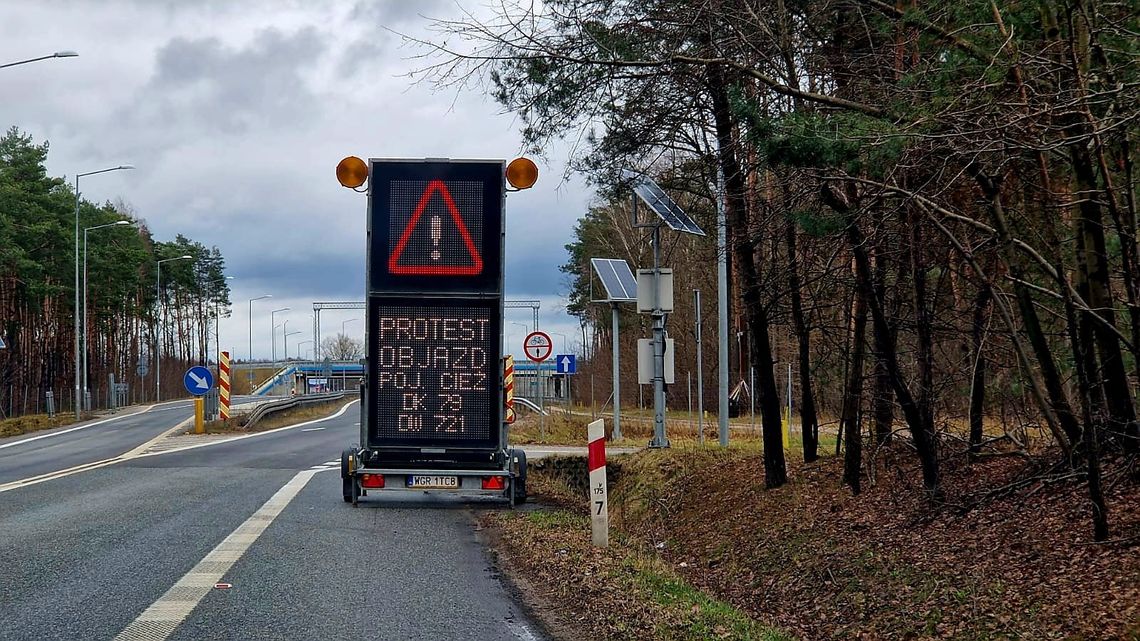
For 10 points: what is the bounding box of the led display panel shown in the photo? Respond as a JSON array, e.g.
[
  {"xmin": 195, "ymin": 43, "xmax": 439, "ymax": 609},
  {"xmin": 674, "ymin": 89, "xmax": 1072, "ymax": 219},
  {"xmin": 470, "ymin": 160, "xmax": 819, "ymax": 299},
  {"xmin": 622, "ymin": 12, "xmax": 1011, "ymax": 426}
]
[
  {"xmin": 368, "ymin": 160, "xmax": 503, "ymax": 294},
  {"xmin": 366, "ymin": 297, "xmax": 502, "ymax": 449}
]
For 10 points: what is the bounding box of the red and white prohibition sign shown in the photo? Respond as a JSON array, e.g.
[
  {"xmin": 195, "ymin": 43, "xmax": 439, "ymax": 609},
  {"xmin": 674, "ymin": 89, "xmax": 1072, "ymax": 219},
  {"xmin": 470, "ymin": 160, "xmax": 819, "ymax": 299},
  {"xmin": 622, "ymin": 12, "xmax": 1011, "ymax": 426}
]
[{"xmin": 523, "ymin": 331, "xmax": 553, "ymax": 362}]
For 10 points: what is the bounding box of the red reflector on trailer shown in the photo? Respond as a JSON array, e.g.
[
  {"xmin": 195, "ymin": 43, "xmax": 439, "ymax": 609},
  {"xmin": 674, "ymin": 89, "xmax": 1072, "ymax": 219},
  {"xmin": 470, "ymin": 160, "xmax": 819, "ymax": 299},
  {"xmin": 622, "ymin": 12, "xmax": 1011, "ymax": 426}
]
[
  {"xmin": 481, "ymin": 476, "xmax": 506, "ymax": 490},
  {"xmin": 361, "ymin": 474, "xmax": 385, "ymax": 489}
]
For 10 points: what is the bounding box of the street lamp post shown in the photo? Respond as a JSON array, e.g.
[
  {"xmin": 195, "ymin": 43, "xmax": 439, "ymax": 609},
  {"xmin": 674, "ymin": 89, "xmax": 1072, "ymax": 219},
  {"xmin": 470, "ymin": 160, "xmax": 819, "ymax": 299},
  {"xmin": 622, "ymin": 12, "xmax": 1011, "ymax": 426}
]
[
  {"xmin": 155, "ymin": 255, "xmax": 193, "ymax": 402},
  {"xmin": 206, "ymin": 275, "xmax": 234, "ymax": 365},
  {"xmin": 82, "ymin": 219, "xmax": 132, "ymax": 410},
  {"xmin": 1, "ymin": 50, "xmax": 78, "ymax": 70},
  {"xmin": 338, "ymin": 318, "xmax": 360, "ymax": 391},
  {"xmin": 296, "ymin": 340, "xmax": 312, "ymax": 360},
  {"xmin": 550, "ymin": 332, "xmax": 568, "ymax": 353},
  {"xmin": 270, "ymin": 308, "xmax": 290, "ymax": 368},
  {"xmin": 248, "ymin": 295, "xmax": 272, "ymax": 392},
  {"xmin": 284, "ymin": 330, "xmax": 301, "ymax": 365},
  {"xmin": 284, "ymin": 330, "xmax": 301, "ymax": 394},
  {"xmin": 340, "ymin": 318, "xmax": 359, "ymax": 359},
  {"xmin": 73, "ymin": 164, "xmax": 134, "ymax": 418}
]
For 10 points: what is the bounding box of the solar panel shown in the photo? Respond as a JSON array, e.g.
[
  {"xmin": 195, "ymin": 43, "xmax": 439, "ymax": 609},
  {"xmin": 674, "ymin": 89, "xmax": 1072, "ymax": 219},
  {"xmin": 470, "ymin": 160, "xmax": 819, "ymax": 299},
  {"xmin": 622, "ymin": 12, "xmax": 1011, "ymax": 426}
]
[
  {"xmin": 622, "ymin": 170, "xmax": 706, "ymax": 236},
  {"xmin": 591, "ymin": 258, "xmax": 637, "ymax": 302}
]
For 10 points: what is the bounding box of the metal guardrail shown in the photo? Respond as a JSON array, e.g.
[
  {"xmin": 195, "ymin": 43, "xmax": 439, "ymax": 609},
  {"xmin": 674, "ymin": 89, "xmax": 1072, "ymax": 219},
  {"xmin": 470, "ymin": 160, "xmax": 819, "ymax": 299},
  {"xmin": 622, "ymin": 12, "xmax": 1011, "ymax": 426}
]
[{"xmin": 241, "ymin": 391, "xmax": 352, "ymax": 429}]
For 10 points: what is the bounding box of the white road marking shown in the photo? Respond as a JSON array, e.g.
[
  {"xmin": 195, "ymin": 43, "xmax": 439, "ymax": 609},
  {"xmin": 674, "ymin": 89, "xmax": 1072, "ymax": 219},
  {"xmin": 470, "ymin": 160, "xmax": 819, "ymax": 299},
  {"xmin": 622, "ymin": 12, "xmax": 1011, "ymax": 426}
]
[
  {"xmin": 300, "ymin": 427, "xmax": 325, "ymax": 432},
  {"xmin": 136, "ymin": 400, "xmax": 358, "ymax": 459},
  {"xmin": 0, "ymin": 400, "xmax": 357, "ymax": 493},
  {"xmin": 0, "ymin": 405, "xmax": 154, "ymax": 451},
  {"xmin": 113, "ymin": 470, "xmax": 317, "ymax": 641},
  {"xmin": 0, "ymin": 417, "xmax": 193, "ymax": 495},
  {"xmin": 507, "ymin": 620, "xmax": 543, "ymax": 641}
]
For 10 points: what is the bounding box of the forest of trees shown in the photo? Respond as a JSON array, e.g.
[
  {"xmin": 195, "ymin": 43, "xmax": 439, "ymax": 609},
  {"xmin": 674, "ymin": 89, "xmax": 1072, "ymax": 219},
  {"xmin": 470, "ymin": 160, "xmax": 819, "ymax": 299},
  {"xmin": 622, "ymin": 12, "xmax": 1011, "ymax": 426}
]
[
  {"xmin": 418, "ymin": 0, "xmax": 1139, "ymax": 539},
  {"xmin": 0, "ymin": 128, "xmax": 232, "ymax": 416}
]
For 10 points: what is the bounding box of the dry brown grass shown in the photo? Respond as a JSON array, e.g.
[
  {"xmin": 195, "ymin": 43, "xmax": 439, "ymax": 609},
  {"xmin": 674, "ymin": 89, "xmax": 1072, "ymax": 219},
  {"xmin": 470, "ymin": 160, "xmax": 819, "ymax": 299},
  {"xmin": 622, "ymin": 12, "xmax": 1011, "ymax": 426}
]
[{"xmin": 0, "ymin": 413, "xmax": 78, "ymax": 439}]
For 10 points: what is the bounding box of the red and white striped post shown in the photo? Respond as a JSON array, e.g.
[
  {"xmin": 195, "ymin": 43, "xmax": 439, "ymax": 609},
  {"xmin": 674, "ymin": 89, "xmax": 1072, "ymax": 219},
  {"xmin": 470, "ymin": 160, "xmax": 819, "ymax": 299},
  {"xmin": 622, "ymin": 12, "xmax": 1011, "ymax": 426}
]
[
  {"xmin": 218, "ymin": 351, "xmax": 231, "ymax": 421},
  {"xmin": 504, "ymin": 355, "xmax": 515, "ymax": 424},
  {"xmin": 588, "ymin": 418, "xmax": 608, "ymax": 547}
]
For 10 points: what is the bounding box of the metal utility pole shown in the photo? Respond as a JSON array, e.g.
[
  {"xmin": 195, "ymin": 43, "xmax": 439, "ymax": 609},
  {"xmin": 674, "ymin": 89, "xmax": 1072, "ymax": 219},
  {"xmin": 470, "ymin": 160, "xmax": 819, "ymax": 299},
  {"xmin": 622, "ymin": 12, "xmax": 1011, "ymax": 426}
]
[
  {"xmin": 716, "ymin": 166, "xmax": 730, "ymax": 447},
  {"xmin": 73, "ymin": 164, "xmax": 133, "ymax": 418},
  {"xmin": 611, "ymin": 302, "xmax": 622, "ymax": 440},
  {"xmin": 695, "ymin": 289, "xmax": 704, "ymax": 445},
  {"xmin": 248, "ymin": 295, "xmax": 272, "ymax": 393},
  {"xmin": 648, "ymin": 218, "xmax": 668, "ymax": 449}
]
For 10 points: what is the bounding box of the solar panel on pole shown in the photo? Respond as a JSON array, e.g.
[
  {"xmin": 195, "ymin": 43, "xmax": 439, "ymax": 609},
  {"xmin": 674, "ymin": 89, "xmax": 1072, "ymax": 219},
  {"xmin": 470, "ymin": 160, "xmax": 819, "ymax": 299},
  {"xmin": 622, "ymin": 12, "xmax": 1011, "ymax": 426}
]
[
  {"xmin": 621, "ymin": 170, "xmax": 706, "ymax": 236},
  {"xmin": 590, "ymin": 258, "xmax": 637, "ymax": 302}
]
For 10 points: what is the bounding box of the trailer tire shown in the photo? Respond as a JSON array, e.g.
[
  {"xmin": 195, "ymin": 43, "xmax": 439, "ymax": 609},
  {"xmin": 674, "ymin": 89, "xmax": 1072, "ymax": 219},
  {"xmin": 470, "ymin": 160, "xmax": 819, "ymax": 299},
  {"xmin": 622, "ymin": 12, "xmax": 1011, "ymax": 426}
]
[
  {"xmin": 340, "ymin": 448, "xmax": 355, "ymax": 503},
  {"xmin": 511, "ymin": 449, "xmax": 528, "ymax": 505}
]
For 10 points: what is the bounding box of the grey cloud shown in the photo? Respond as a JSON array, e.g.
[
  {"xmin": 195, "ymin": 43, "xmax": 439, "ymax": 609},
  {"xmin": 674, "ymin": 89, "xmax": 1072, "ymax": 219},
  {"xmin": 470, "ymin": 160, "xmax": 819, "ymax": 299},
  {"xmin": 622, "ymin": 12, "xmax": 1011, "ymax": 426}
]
[
  {"xmin": 127, "ymin": 27, "xmax": 326, "ymax": 137},
  {"xmin": 349, "ymin": 0, "xmax": 451, "ymax": 26}
]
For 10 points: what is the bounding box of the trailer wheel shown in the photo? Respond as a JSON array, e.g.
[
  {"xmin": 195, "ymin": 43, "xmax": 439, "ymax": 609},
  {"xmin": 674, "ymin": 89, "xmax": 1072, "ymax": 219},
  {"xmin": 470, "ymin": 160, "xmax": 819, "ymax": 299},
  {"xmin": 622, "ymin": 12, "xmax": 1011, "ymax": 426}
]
[
  {"xmin": 340, "ymin": 448, "xmax": 355, "ymax": 503},
  {"xmin": 511, "ymin": 449, "xmax": 528, "ymax": 505}
]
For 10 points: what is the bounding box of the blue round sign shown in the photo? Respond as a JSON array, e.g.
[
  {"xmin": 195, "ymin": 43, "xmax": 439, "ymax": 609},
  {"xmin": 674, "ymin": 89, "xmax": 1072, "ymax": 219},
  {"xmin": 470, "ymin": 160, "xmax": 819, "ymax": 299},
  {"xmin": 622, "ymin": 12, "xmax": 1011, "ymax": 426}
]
[{"xmin": 184, "ymin": 366, "xmax": 214, "ymax": 396}]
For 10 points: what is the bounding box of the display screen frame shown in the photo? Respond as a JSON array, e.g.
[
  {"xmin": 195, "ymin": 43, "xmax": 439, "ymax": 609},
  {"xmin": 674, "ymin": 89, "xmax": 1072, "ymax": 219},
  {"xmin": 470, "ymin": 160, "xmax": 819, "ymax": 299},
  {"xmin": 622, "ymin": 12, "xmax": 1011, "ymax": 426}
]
[
  {"xmin": 367, "ymin": 159, "xmax": 504, "ymax": 295},
  {"xmin": 365, "ymin": 295, "xmax": 503, "ymax": 450}
]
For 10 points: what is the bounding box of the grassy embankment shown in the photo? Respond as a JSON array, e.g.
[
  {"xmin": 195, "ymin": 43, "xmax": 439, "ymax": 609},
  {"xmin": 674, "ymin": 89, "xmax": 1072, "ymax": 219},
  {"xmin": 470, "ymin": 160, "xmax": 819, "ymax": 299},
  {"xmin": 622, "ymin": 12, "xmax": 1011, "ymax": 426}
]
[{"xmin": 489, "ymin": 437, "xmax": 1140, "ymax": 640}]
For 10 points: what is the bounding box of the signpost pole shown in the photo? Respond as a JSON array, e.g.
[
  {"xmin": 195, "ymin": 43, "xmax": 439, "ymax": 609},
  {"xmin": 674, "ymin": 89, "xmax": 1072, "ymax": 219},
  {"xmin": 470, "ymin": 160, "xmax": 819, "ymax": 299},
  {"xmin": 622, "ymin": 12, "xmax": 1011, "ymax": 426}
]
[
  {"xmin": 194, "ymin": 396, "xmax": 204, "ymax": 434},
  {"xmin": 611, "ymin": 303, "xmax": 622, "ymax": 440},
  {"xmin": 695, "ymin": 289, "xmax": 704, "ymax": 446},
  {"xmin": 650, "ymin": 225, "xmax": 669, "ymax": 448}
]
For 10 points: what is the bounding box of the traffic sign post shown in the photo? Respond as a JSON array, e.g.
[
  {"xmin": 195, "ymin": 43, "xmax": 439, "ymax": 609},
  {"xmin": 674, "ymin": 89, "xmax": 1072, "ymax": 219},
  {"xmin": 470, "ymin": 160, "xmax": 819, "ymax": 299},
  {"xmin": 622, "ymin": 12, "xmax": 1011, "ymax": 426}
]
[
  {"xmin": 184, "ymin": 365, "xmax": 214, "ymax": 435},
  {"xmin": 524, "ymin": 331, "xmax": 552, "ymax": 362},
  {"xmin": 555, "ymin": 354, "xmax": 576, "ymax": 374},
  {"xmin": 556, "ymin": 353, "xmax": 576, "ymax": 410},
  {"xmin": 523, "ymin": 331, "xmax": 552, "ymax": 438}
]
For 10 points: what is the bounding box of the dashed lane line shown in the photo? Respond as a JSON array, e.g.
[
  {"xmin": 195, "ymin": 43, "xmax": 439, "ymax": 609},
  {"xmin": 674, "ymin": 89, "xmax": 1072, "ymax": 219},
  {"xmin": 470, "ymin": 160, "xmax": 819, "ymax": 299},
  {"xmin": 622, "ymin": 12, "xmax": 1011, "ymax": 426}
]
[{"xmin": 113, "ymin": 469, "xmax": 320, "ymax": 641}]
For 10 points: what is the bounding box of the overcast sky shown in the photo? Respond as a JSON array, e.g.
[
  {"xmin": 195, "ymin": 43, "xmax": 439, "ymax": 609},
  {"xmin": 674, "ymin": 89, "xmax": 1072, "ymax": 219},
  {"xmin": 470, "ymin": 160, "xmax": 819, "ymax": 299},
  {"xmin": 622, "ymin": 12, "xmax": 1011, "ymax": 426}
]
[{"xmin": 1, "ymin": 0, "xmax": 592, "ymax": 361}]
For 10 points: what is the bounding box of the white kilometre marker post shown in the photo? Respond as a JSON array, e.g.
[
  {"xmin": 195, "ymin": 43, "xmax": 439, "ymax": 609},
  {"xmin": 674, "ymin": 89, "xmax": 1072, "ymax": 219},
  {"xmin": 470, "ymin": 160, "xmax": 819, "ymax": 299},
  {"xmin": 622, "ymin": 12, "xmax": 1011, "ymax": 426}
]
[{"xmin": 587, "ymin": 418, "xmax": 608, "ymax": 547}]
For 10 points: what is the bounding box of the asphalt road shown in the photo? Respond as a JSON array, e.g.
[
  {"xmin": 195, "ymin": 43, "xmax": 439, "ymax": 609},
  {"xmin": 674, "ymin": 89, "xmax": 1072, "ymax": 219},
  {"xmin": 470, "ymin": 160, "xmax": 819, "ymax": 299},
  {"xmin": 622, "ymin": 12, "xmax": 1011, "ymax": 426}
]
[
  {"xmin": 0, "ymin": 397, "xmax": 259, "ymax": 486},
  {"xmin": 0, "ymin": 400, "xmax": 545, "ymax": 641}
]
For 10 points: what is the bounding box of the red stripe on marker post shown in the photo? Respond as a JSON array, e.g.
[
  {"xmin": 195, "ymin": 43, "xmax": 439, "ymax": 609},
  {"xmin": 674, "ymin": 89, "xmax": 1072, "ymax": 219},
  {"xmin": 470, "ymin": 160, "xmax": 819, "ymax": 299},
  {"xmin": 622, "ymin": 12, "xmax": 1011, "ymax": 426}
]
[
  {"xmin": 588, "ymin": 438, "xmax": 606, "ymax": 472},
  {"xmin": 587, "ymin": 419, "xmax": 608, "ymax": 547}
]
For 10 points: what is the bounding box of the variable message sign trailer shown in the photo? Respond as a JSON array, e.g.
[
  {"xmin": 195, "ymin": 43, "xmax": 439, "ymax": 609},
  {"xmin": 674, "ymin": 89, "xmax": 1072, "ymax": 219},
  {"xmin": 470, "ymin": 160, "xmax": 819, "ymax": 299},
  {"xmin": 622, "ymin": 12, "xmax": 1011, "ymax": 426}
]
[{"xmin": 336, "ymin": 156, "xmax": 539, "ymax": 505}]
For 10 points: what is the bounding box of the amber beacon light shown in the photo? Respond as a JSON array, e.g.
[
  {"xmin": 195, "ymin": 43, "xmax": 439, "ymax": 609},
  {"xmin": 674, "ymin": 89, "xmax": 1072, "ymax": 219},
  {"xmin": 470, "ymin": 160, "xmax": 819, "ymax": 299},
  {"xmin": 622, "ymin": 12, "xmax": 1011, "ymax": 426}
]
[
  {"xmin": 505, "ymin": 157, "xmax": 538, "ymax": 190},
  {"xmin": 336, "ymin": 156, "xmax": 369, "ymax": 189}
]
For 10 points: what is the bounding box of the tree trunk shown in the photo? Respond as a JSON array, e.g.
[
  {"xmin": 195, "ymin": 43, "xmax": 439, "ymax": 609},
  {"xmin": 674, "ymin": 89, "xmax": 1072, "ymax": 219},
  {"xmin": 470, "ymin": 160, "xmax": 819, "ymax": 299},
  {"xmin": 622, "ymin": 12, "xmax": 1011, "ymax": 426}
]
[
  {"xmin": 708, "ymin": 61, "xmax": 787, "ymax": 488},
  {"xmin": 968, "ymin": 286, "xmax": 992, "ymax": 456},
  {"xmin": 871, "ymin": 220, "xmax": 894, "ymax": 445},
  {"xmin": 967, "ymin": 165, "xmax": 1081, "ymax": 450},
  {"xmin": 786, "ymin": 217, "xmax": 819, "ymax": 462},
  {"xmin": 841, "ymin": 285, "xmax": 868, "ymax": 494},
  {"xmin": 823, "ymin": 183, "xmax": 941, "ymax": 499}
]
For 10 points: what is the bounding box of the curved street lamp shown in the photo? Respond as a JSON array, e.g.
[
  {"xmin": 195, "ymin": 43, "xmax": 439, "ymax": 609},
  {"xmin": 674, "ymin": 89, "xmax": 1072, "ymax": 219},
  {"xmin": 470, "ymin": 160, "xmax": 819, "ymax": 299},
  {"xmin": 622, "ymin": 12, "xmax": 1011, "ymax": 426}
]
[
  {"xmin": 247, "ymin": 294, "xmax": 272, "ymax": 391},
  {"xmin": 73, "ymin": 164, "xmax": 134, "ymax": 418},
  {"xmin": 82, "ymin": 219, "xmax": 133, "ymax": 408},
  {"xmin": 1, "ymin": 50, "xmax": 78, "ymax": 70},
  {"xmin": 270, "ymin": 308, "xmax": 290, "ymax": 367},
  {"xmin": 296, "ymin": 340, "xmax": 313, "ymax": 360}
]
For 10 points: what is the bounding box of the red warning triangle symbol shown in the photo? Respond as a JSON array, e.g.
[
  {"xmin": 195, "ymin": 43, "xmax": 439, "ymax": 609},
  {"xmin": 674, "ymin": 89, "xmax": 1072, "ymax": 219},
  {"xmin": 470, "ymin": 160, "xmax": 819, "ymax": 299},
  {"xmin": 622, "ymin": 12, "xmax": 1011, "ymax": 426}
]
[{"xmin": 388, "ymin": 180, "xmax": 484, "ymax": 276}]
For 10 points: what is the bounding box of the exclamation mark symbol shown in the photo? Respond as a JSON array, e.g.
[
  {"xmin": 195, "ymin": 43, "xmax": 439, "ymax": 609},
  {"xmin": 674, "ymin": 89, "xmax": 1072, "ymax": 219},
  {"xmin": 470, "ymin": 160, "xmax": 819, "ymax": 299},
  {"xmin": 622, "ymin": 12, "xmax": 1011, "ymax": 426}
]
[{"xmin": 430, "ymin": 215, "xmax": 441, "ymax": 261}]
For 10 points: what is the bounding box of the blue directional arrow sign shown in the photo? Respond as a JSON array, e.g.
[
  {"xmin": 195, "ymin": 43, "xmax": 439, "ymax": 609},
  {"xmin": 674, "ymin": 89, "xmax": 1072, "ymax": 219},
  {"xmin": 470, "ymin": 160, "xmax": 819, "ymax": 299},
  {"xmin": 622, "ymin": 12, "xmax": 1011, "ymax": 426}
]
[
  {"xmin": 555, "ymin": 354, "xmax": 576, "ymax": 375},
  {"xmin": 183, "ymin": 365, "xmax": 214, "ymax": 396}
]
